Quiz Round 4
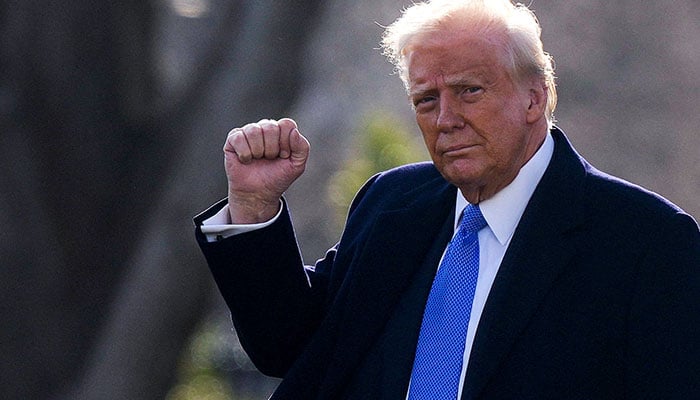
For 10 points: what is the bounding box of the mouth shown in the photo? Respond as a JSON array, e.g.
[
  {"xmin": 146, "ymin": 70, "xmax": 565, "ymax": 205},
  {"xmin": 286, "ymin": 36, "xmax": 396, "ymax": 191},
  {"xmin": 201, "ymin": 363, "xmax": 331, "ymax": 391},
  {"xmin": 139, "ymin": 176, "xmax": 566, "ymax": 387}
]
[{"xmin": 442, "ymin": 144, "xmax": 478, "ymax": 157}]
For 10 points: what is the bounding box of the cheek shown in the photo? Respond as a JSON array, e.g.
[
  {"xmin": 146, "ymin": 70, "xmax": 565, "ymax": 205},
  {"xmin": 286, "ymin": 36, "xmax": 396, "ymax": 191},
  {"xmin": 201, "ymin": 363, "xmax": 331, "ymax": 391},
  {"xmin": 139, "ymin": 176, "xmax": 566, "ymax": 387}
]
[
  {"xmin": 489, "ymin": 133, "xmax": 528, "ymax": 167},
  {"xmin": 416, "ymin": 116, "xmax": 437, "ymax": 151},
  {"xmin": 420, "ymin": 133, "xmax": 439, "ymax": 162}
]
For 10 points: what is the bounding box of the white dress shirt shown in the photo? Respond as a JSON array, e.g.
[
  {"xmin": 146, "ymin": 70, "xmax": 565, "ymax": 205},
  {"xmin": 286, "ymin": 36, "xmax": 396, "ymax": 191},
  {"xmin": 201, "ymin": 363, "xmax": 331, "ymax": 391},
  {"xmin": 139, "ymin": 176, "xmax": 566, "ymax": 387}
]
[{"xmin": 202, "ymin": 133, "xmax": 555, "ymax": 400}]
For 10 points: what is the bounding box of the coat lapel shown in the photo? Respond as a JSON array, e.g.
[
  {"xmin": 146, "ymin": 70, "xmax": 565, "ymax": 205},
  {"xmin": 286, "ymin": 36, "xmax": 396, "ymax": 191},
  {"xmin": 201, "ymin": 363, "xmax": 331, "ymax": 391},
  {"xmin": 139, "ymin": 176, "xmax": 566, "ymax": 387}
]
[
  {"xmin": 319, "ymin": 173, "xmax": 457, "ymax": 398},
  {"xmin": 462, "ymin": 129, "xmax": 589, "ymax": 399}
]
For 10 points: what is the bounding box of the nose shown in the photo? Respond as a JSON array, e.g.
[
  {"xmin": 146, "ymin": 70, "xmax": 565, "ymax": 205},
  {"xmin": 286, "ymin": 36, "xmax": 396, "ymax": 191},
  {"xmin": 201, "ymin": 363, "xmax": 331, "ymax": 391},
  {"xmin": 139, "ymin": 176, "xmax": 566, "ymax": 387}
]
[{"xmin": 436, "ymin": 94, "xmax": 465, "ymax": 133}]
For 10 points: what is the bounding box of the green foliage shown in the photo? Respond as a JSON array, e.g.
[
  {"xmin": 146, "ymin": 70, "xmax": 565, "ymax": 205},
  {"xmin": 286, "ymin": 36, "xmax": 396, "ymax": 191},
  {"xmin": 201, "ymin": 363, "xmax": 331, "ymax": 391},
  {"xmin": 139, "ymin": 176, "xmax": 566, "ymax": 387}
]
[
  {"xmin": 166, "ymin": 325, "xmax": 236, "ymax": 400},
  {"xmin": 327, "ymin": 112, "xmax": 429, "ymax": 229},
  {"xmin": 166, "ymin": 322, "xmax": 279, "ymax": 400}
]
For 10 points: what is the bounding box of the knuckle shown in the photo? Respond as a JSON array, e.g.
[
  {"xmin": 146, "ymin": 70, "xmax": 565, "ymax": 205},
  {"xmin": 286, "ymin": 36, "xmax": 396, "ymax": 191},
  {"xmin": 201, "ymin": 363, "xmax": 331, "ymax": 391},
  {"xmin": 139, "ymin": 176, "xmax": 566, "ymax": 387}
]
[
  {"xmin": 242, "ymin": 123, "xmax": 261, "ymax": 135},
  {"xmin": 260, "ymin": 120, "xmax": 280, "ymax": 134},
  {"xmin": 231, "ymin": 131, "xmax": 246, "ymax": 144},
  {"xmin": 278, "ymin": 118, "xmax": 297, "ymax": 130},
  {"xmin": 227, "ymin": 128, "xmax": 244, "ymax": 145}
]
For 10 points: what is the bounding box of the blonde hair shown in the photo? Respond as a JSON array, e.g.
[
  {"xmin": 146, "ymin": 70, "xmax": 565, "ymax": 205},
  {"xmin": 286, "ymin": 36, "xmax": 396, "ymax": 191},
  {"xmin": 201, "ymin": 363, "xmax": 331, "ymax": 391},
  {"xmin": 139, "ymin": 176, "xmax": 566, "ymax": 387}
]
[{"xmin": 381, "ymin": 0, "xmax": 557, "ymax": 125}]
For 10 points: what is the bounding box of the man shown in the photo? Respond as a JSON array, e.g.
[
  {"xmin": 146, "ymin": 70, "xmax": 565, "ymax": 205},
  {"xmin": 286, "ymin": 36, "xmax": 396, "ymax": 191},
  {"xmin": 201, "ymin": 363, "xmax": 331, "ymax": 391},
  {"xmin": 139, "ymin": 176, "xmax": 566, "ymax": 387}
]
[{"xmin": 194, "ymin": 0, "xmax": 700, "ymax": 399}]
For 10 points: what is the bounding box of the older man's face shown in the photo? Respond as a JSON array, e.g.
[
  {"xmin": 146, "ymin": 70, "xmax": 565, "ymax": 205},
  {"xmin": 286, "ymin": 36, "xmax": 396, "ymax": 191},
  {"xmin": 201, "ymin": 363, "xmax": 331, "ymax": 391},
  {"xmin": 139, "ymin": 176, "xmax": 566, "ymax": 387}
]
[{"xmin": 407, "ymin": 29, "xmax": 546, "ymax": 203}]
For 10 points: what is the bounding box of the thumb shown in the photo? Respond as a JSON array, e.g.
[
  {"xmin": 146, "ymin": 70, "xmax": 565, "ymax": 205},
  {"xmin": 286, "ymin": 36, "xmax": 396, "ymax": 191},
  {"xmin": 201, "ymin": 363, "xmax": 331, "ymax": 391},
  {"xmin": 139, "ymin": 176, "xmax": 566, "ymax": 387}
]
[{"xmin": 289, "ymin": 128, "xmax": 310, "ymax": 164}]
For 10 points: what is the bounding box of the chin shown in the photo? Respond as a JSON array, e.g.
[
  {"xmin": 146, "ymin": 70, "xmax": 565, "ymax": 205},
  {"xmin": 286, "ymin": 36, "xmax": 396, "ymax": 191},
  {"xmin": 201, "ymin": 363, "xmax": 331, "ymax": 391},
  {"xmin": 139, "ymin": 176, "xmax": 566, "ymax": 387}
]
[
  {"xmin": 439, "ymin": 168, "xmax": 482, "ymax": 189},
  {"xmin": 438, "ymin": 159, "xmax": 480, "ymax": 181}
]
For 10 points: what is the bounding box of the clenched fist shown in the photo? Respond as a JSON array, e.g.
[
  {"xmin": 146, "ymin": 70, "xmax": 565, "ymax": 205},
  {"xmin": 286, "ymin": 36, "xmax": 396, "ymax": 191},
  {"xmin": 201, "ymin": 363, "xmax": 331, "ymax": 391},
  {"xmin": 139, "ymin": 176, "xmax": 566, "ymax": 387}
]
[{"xmin": 224, "ymin": 118, "xmax": 310, "ymax": 223}]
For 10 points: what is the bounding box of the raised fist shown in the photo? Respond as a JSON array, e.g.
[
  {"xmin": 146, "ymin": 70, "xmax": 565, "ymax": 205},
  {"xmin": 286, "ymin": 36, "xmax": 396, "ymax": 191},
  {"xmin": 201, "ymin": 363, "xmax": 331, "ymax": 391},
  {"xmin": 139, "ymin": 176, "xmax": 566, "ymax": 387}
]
[{"xmin": 223, "ymin": 118, "xmax": 309, "ymax": 223}]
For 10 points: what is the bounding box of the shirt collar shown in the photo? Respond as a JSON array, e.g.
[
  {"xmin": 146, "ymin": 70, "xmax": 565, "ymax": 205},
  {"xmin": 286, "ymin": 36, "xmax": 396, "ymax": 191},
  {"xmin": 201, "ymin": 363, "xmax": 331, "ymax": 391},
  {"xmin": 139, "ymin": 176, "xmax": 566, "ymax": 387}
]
[{"xmin": 454, "ymin": 131, "xmax": 554, "ymax": 245}]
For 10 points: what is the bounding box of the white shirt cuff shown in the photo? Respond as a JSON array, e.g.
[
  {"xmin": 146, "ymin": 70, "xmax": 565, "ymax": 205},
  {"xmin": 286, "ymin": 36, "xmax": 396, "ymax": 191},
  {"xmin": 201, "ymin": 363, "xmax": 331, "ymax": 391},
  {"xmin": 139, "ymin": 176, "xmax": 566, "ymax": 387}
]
[{"xmin": 200, "ymin": 200, "xmax": 283, "ymax": 242}]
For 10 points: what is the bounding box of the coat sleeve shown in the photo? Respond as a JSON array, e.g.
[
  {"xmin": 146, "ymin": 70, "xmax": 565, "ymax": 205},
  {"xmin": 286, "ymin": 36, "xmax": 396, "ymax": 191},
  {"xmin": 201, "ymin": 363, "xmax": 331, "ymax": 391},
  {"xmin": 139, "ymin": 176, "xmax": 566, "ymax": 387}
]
[
  {"xmin": 192, "ymin": 173, "xmax": 386, "ymax": 378},
  {"xmin": 625, "ymin": 211, "xmax": 700, "ymax": 398},
  {"xmin": 194, "ymin": 199, "xmax": 328, "ymax": 377}
]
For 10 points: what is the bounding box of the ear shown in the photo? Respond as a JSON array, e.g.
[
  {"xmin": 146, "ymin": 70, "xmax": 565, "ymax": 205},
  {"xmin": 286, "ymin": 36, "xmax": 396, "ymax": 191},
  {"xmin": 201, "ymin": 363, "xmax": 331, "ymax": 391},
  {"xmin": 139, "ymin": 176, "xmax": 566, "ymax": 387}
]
[{"xmin": 525, "ymin": 81, "xmax": 548, "ymax": 124}]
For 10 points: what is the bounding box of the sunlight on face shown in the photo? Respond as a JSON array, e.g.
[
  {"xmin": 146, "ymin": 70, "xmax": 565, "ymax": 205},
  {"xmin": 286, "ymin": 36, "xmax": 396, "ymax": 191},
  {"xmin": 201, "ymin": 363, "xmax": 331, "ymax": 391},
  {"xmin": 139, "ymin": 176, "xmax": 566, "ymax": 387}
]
[{"xmin": 406, "ymin": 29, "xmax": 547, "ymax": 202}]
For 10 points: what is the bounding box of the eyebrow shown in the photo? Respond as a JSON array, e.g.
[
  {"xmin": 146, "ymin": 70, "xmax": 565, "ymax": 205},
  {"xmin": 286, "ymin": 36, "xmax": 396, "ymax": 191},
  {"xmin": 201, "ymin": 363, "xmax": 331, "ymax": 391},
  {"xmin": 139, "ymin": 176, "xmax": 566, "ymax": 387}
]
[
  {"xmin": 409, "ymin": 87, "xmax": 434, "ymax": 98},
  {"xmin": 409, "ymin": 74, "xmax": 482, "ymax": 98}
]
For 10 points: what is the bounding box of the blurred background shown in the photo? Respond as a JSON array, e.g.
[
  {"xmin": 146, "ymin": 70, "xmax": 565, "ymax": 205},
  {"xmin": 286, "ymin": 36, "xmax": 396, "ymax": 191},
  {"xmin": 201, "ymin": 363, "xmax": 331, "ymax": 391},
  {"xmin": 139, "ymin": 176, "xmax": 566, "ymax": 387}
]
[{"xmin": 1, "ymin": 0, "xmax": 698, "ymax": 399}]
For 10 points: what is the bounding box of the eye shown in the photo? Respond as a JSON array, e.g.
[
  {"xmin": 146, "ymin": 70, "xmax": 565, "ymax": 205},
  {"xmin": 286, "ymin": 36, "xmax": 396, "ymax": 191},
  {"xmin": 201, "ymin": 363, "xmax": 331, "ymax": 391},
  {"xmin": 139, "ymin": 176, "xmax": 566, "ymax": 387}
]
[
  {"xmin": 458, "ymin": 86, "xmax": 484, "ymax": 103},
  {"xmin": 463, "ymin": 86, "xmax": 483, "ymax": 95},
  {"xmin": 413, "ymin": 95, "xmax": 437, "ymax": 109}
]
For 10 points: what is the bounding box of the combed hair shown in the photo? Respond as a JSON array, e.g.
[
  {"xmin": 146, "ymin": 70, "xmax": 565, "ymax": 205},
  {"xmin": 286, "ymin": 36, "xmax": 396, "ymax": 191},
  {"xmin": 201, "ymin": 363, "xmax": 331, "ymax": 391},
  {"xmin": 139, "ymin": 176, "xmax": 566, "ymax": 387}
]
[{"xmin": 381, "ymin": 0, "xmax": 557, "ymax": 125}]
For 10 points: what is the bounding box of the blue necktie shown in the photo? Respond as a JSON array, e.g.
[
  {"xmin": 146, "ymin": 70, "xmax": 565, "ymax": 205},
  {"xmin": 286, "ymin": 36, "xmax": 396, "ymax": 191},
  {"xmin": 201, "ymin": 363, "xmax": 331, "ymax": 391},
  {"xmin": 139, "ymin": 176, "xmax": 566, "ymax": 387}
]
[{"xmin": 409, "ymin": 204, "xmax": 487, "ymax": 399}]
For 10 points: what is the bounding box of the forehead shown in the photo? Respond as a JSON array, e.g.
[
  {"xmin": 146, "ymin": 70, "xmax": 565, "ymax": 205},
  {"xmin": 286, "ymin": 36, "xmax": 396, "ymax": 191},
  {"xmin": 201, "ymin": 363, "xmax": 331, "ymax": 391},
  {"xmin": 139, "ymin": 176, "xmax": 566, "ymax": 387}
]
[{"xmin": 406, "ymin": 29, "xmax": 510, "ymax": 89}]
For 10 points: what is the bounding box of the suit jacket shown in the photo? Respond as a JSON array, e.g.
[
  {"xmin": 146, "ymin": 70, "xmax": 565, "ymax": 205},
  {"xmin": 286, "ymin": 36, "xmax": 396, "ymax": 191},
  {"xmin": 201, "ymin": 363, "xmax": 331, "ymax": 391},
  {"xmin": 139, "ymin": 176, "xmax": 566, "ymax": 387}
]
[{"xmin": 195, "ymin": 127, "xmax": 700, "ymax": 399}]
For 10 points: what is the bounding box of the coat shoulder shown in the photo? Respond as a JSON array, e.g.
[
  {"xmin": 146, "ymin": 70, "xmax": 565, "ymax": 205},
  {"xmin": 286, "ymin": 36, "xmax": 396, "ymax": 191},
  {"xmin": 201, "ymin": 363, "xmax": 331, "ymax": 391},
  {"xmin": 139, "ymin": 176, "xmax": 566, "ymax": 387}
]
[
  {"xmin": 583, "ymin": 165, "xmax": 696, "ymax": 228},
  {"xmin": 584, "ymin": 168, "xmax": 700, "ymax": 241},
  {"xmin": 373, "ymin": 161, "xmax": 443, "ymax": 191},
  {"xmin": 346, "ymin": 161, "xmax": 446, "ymax": 212}
]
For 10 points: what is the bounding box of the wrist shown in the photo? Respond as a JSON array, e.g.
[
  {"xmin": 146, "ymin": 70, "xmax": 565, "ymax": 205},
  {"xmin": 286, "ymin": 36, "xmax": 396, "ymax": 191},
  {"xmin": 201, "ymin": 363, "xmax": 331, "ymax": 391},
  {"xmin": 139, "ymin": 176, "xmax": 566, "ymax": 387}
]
[{"xmin": 227, "ymin": 192, "xmax": 281, "ymax": 224}]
